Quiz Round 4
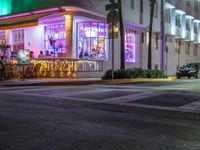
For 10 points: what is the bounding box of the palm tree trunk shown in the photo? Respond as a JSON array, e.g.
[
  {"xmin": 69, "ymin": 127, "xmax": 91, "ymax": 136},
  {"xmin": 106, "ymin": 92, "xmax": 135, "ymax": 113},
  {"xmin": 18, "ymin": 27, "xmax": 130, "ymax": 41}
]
[
  {"xmin": 148, "ymin": 0, "xmax": 156, "ymax": 69},
  {"xmin": 118, "ymin": 0, "xmax": 125, "ymax": 69}
]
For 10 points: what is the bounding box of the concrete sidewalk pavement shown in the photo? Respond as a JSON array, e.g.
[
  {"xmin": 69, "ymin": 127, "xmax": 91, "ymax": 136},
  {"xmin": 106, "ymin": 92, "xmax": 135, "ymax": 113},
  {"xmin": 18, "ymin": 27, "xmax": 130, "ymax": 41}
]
[{"xmin": 0, "ymin": 78, "xmax": 102, "ymax": 86}]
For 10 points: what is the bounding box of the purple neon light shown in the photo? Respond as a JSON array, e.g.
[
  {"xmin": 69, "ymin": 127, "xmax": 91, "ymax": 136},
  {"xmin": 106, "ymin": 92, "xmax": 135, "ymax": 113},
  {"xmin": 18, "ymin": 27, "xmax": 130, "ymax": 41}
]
[
  {"xmin": 125, "ymin": 28, "xmax": 136, "ymax": 63},
  {"xmin": 125, "ymin": 22, "xmax": 146, "ymax": 29},
  {"xmin": 39, "ymin": 16, "xmax": 64, "ymax": 24}
]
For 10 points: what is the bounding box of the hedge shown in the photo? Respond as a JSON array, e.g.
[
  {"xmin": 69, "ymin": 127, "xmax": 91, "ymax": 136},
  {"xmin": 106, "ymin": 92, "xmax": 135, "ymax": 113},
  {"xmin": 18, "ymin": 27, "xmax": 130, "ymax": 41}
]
[{"xmin": 102, "ymin": 68, "xmax": 166, "ymax": 80}]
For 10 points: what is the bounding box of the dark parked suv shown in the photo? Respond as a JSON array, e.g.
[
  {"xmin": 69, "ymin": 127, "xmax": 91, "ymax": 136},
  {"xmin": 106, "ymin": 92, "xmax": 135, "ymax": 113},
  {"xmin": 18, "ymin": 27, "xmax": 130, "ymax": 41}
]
[{"xmin": 176, "ymin": 63, "xmax": 200, "ymax": 79}]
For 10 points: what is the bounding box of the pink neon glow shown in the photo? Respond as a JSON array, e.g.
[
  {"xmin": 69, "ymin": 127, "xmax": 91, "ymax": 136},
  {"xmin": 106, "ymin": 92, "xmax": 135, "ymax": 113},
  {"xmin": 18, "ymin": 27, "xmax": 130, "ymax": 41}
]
[
  {"xmin": 0, "ymin": 8, "xmax": 59, "ymax": 20},
  {"xmin": 0, "ymin": 12, "xmax": 31, "ymax": 20},
  {"xmin": 32, "ymin": 8, "xmax": 59, "ymax": 14}
]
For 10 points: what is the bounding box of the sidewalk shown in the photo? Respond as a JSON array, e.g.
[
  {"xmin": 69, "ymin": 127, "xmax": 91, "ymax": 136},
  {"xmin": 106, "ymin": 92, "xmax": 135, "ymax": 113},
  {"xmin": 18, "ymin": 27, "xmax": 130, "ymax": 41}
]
[{"xmin": 0, "ymin": 77, "xmax": 176, "ymax": 86}]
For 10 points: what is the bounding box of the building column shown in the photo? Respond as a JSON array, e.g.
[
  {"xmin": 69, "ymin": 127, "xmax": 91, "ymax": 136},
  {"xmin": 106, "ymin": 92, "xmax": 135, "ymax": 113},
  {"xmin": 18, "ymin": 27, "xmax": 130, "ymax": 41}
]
[
  {"xmin": 65, "ymin": 15, "xmax": 73, "ymax": 58},
  {"xmin": 5, "ymin": 30, "xmax": 12, "ymax": 58}
]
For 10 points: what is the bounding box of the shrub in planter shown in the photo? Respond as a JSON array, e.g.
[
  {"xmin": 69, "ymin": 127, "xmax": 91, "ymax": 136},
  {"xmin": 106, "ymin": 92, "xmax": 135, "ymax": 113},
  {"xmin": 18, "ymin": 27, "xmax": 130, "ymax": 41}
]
[
  {"xmin": 102, "ymin": 68, "xmax": 166, "ymax": 80},
  {"xmin": 102, "ymin": 69, "xmax": 112, "ymax": 80},
  {"xmin": 114, "ymin": 69, "xmax": 128, "ymax": 79}
]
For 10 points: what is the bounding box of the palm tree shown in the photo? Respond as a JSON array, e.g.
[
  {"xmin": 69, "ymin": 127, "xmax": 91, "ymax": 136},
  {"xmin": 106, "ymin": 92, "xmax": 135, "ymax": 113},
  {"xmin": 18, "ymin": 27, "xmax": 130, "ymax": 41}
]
[
  {"xmin": 148, "ymin": 0, "xmax": 156, "ymax": 69},
  {"xmin": 118, "ymin": 0, "xmax": 125, "ymax": 69},
  {"xmin": 0, "ymin": 41, "xmax": 7, "ymax": 57}
]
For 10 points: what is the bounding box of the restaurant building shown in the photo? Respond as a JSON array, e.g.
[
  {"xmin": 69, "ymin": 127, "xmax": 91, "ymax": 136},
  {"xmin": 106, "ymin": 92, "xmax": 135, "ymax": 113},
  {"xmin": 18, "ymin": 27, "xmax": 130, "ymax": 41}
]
[{"xmin": 0, "ymin": 0, "xmax": 200, "ymax": 77}]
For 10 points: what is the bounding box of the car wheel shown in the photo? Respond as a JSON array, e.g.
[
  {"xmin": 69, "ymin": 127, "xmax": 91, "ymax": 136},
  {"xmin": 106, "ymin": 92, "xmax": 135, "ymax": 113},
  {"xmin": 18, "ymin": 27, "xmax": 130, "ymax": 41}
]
[
  {"xmin": 188, "ymin": 76, "xmax": 191, "ymax": 78},
  {"xmin": 177, "ymin": 76, "xmax": 180, "ymax": 79},
  {"xmin": 195, "ymin": 72, "xmax": 200, "ymax": 78}
]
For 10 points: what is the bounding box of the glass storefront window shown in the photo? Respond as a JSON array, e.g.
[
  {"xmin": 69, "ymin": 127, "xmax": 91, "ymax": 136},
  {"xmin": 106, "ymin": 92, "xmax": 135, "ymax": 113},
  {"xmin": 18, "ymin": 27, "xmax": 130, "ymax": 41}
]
[
  {"xmin": 12, "ymin": 29, "xmax": 24, "ymax": 51},
  {"xmin": 125, "ymin": 28, "xmax": 136, "ymax": 62},
  {"xmin": 45, "ymin": 24, "xmax": 66, "ymax": 55},
  {"xmin": 0, "ymin": 30, "xmax": 5, "ymax": 41},
  {"xmin": 77, "ymin": 22, "xmax": 109, "ymax": 60}
]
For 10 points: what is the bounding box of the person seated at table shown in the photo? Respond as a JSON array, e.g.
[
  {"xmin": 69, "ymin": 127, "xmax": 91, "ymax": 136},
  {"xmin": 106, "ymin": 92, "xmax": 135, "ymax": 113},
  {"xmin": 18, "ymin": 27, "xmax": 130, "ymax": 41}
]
[
  {"xmin": 45, "ymin": 51, "xmax": 53, "ymax": 58},
  {"xmin": 30, "ymin": 51, "xmax": 35, "ymax": 58},
  {"xmin": 38, "ymin": 51, "xmax": 45, "ymax": 58},
  {"xmin": 79, "ymin": 48, "xmax": 83, "ymax": 59},
  {"xmin": 0, "ymin": 56, "xmax": 7, "ymax": 65},
  {"xmin": 83, "ymin": 50, "xmax": 90, "ymax": 59},
  {"xmin": 10, "ymin": 52, "xmax": 18, "ymax": 59},
  {"xmin": 50, "ymin": 51, "xmax": 54, "ymax": 56}
]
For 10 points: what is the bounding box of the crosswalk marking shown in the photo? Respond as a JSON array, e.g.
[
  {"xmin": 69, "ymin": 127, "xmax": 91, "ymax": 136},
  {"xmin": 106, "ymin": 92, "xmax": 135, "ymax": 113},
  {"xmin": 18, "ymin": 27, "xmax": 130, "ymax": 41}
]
[{"xmin": 0, "ymin": 85, "xmax": 200, "ymax": 113}]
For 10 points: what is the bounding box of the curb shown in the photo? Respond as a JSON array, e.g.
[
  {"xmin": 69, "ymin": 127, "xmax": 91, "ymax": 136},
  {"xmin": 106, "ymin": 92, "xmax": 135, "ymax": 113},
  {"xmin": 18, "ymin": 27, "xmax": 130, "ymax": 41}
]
[{"xmin": 20, "ymin": 77, "xmax": 176, "ymax": 86}]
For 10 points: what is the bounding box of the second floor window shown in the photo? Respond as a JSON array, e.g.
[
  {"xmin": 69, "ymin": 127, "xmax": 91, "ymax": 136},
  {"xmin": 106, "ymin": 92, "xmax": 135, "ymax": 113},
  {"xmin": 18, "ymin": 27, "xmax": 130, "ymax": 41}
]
[
  {"xmin": 154, "ymin": 1, "xmax": 158, "ymax": 18},
  {"xmin": 131, "ymin": 0, "xmax": 134, "ymax": 10},
  {"xmin": 194, "ymin": 23, "xmax": 198, "ymax": 34},
  {"xmin": 176, "ymin": 15, "xmax": 181, "ymax": 27},
  {"xmin": 186, "ymin": 19, "xmax": 191, "ymax": 31},
  {"xmin": 140, "ymin": 0, "xmax": 143, "ymax": 13},
  {"xmin": 165, "ymin": 9, "xmax": 171, "ymax": 23}
]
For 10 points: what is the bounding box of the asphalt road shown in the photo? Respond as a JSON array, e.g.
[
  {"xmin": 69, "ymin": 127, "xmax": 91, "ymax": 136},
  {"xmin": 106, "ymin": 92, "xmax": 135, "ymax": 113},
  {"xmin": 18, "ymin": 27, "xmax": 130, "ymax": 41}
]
[{"xmin": 0, "ymin": 79, "xmax": 200, "ymax": 150}]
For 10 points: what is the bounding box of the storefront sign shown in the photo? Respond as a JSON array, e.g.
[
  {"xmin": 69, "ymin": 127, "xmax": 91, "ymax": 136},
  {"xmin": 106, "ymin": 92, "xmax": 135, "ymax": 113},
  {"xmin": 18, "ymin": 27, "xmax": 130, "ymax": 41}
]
[
  {"xmin": 78, "ymin": 22, "xmax": 108, "ymax": 38},
  {"xmin": 78, "ymin": 22, "xmax": 109, "ymax": 60},
  {"xmin": 17, "ymin": 49, "xmax": 30, "ymax": 65}
]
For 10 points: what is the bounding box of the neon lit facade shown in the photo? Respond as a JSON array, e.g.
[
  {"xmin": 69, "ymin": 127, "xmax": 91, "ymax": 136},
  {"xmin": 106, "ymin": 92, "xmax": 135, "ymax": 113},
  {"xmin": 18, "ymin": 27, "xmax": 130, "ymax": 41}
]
[{"xmin": 1, "ymin": 0, "xmax": 200, "ymax": 77}]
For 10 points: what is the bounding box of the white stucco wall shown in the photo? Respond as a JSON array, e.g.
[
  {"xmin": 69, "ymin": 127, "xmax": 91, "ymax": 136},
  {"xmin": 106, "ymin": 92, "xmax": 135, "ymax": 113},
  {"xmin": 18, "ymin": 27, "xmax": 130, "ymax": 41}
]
[{"xmin": 24, "ymin": 25, "xmax": 45, "ymax": 58}]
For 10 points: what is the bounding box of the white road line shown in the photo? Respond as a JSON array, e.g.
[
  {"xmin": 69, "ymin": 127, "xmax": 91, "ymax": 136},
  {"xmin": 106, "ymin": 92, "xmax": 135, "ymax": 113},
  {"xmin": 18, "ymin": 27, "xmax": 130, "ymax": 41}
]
[
  {"xmin": 91, "ymin": 84, "xmax": 189, "ymax": 90},
  {"xmin": 179, "ymin": 100, "xmax": 200, "ymax": 111},
  {"xmin": 101, "ymin": 91, "xmax": 161, "ymax": 103}
]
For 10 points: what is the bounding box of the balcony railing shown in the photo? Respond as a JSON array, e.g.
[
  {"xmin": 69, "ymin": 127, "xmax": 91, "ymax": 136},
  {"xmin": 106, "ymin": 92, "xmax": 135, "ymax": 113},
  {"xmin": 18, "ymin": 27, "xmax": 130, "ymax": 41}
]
[
  {"xmin": 165, "ymin": 23, "xmax": 171, "ymax": 35},
  {"xmin": 194, "ymin": 33, "xmax": 199, "ymax": 43},
  {"xmin": 185, "ymin": 30, "xmax": 191, "ymax": 41}
]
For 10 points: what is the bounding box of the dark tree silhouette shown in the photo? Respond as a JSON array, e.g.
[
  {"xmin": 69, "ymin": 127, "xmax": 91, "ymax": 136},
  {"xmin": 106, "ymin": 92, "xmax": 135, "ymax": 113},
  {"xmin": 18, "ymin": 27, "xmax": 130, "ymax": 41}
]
[
  {"xmin": 148, "ymin": 0, "xmax": 156, "ymax": 69},
  {"xmin": 118, "ymin": 0, "xmax": 125, "ymax": 69}
]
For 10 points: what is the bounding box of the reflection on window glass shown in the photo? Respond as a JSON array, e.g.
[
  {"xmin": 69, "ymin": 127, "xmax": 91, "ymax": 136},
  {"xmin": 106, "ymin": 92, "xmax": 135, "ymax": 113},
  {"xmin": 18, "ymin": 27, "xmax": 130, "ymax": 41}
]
[
  {"xmin": 77, "ymin": 22, "xmax": 109, "ymax": 60},
  {"xmin": 125, "ymin": 28, "xmax": 136, "ymax": 62},
  {"xmin": 45, "ymin": 24, "xmax": 66, "ymax": 55}
]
